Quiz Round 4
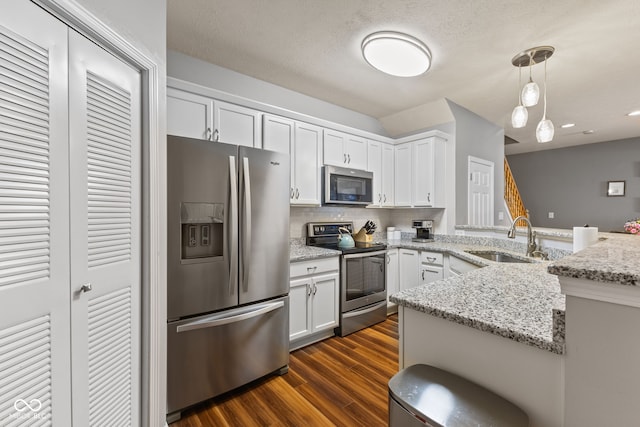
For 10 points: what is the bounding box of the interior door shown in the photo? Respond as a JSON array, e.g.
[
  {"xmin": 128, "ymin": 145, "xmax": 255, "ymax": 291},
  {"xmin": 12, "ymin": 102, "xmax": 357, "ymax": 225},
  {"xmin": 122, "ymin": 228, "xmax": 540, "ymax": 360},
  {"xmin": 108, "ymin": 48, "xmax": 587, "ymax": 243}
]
[
  {"xmin": 468, "ymin": 156, "xmax": 495, "ymax": 226},
  {"xmin": 0, "ymin": 3, "xmax": 71, "ymax": 424},
  {"xmin": 68, "ymin": 30, "xmax": 141, "ymax": 426}
]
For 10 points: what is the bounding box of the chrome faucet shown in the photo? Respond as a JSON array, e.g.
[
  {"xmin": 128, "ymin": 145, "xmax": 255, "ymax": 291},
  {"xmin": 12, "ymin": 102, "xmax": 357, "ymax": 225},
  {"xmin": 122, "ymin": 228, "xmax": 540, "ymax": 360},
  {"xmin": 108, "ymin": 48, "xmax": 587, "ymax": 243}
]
[{"xmin": 507, "ymin": 216, "xmax": 538, "ymax": 257}]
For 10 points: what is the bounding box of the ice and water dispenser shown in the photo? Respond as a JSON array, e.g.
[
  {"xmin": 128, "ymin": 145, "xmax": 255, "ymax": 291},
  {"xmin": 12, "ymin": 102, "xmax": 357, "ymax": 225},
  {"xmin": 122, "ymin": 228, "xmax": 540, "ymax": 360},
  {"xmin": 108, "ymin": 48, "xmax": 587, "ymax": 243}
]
[{"xmin": 180, "ymin": 202, "xmax": 224, "ymax": 260}]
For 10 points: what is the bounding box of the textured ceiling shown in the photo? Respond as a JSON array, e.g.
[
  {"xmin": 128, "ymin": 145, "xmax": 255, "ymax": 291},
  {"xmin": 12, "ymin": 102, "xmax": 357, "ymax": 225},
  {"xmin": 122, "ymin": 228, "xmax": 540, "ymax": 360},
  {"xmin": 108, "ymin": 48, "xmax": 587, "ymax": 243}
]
[{"xmin": 167, "ymin": 0, "xmax": 640, "ymax": 154}]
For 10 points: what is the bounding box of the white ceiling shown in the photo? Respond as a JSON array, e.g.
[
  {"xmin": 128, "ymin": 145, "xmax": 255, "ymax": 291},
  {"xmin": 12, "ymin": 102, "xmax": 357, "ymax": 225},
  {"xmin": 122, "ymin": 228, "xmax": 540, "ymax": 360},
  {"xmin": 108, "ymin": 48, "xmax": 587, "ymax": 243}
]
[{"xmin": 167, "ymin": 0, "xmax": 640, "ymax": 155}]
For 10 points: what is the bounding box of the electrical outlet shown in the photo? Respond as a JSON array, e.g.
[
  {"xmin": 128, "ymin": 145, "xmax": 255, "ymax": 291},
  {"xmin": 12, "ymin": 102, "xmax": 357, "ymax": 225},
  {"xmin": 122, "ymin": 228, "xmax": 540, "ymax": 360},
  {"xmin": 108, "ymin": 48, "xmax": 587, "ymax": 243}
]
[
  {"xmin": 548, "ymin": 212, "xmax": 555, "ymax": 219},
  {"xmin": 498, "ymin": 211, "xmax": 504, "ymax": 221}
]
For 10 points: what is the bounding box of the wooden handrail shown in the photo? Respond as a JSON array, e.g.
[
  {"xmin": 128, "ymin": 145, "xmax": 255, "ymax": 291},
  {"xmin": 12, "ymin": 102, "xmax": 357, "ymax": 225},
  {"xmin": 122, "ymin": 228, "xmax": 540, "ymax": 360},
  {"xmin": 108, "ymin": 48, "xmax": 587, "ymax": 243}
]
[{"xmin": 504, "ymin": 158, "xmax": 529, "ymax": 227}]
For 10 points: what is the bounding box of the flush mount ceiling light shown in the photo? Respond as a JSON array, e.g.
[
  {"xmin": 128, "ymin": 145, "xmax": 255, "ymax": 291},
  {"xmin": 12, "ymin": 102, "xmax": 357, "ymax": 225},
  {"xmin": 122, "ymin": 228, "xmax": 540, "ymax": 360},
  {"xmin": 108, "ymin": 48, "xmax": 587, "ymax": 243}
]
[
  {"xmin": 510, "ymin": 46, "xmax": 555, "ymax": 142},
  {"xmin": 361, "ymin": 31, "xmax": 431, "ymax": 77},
  {"xmin": 627, "ymin": 110, "xmax": 640, "ymax": 116}
]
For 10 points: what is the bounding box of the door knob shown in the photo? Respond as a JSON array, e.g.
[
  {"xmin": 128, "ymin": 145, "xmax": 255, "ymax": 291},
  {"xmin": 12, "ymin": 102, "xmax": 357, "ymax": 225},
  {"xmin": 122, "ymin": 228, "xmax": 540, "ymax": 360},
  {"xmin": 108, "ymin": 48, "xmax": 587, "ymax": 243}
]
[{"xmin": 80, "ymin": 283, "xmax": 92, "ymax": 293}]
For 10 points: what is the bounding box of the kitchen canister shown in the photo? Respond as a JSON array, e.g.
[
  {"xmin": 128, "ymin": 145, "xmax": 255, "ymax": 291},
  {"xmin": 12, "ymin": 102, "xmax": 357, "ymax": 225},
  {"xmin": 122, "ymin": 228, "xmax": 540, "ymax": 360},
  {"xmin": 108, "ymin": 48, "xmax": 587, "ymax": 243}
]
[
  {"xmin": 573, "ymin": 226, "xmax": 598, "ymax": 253},
  {"xmin": 387, "ymin": 227, "xmax": 395, "ymax": 240}
]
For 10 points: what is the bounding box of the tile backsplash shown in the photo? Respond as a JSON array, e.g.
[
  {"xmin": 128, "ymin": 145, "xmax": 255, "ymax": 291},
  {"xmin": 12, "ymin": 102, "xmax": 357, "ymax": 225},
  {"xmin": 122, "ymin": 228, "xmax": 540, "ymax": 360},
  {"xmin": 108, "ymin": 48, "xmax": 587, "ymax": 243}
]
[{"xmin": 290, "ymin": 206, "xmax": 445, "ymax": 238}]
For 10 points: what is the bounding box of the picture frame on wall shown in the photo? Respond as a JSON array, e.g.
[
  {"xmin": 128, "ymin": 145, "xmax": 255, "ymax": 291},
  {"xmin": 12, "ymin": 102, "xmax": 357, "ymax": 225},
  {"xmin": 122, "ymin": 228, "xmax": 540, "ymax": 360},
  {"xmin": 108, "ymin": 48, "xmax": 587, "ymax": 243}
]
[{"xmin": 607, "ymin": 180, "xmax": 625, "ymax": 197}]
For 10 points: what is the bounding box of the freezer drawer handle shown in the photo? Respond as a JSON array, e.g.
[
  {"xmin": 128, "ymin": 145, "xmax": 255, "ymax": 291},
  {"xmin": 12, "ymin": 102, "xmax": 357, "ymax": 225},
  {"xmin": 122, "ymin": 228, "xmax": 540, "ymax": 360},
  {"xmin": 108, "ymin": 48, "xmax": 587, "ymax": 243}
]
[{"xmin": 176, "ymin": 301, "xmax": 285, "ymax": 333}]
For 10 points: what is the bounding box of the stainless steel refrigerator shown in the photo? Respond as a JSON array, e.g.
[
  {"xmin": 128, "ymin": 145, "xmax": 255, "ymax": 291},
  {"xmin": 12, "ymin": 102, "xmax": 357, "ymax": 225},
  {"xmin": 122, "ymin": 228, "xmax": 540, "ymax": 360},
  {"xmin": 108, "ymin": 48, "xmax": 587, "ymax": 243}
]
[{"xmin": 166, "ymin": 135, "xmax": 290, "ymax": 420}]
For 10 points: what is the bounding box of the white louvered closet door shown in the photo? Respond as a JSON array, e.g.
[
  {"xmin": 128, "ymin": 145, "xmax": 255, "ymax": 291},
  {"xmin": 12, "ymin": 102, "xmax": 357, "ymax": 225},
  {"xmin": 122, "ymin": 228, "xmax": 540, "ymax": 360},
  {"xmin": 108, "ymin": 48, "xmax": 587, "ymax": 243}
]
[
  {"xmin": 68, "ymin": 31, "xmax": 141, "ymax": 426},
  {"xmin": 0, "ymin": 3, "xmax": 72, "ymax": 426}
]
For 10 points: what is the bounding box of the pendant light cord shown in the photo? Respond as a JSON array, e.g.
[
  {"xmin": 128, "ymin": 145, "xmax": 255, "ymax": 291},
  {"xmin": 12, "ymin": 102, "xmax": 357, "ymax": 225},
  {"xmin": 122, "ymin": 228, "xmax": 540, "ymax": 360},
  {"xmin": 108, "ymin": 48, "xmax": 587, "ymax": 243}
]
[
  {"xmin": 542, "ymin": 55, "xmax": 548, "ymax": 119},
  {"xmin": 517, "ymin": 65, "xmax": 522, "ymax": 105}
]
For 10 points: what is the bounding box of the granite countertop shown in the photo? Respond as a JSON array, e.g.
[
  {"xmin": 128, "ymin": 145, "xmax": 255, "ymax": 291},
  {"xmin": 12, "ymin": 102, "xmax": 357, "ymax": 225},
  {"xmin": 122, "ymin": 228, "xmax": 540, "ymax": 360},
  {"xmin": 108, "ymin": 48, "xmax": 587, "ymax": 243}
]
[
  {"xmin": 289, "ymin": 239, "xmax": 340, "ymax": 262},
  {"xmin": 548, "ymin": 232, "xmax": 640, "ymax": 286},
  {"xmin": 455, "ymin": 224, "xmax": 574, "ymax": 240},
  {"xmin": 387, "ymin": 240, "xmax": 566, "ymax": 354},
  {"xmin": 289, "ymin": 235, "xmax": 568, "ymax": 354}
]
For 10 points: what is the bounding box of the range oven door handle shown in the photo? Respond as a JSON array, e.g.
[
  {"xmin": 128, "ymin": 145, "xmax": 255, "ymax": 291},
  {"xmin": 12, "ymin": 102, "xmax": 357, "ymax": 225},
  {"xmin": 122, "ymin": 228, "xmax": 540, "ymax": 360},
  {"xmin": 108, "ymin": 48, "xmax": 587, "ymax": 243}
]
[
  {"xmin": 342, "ymin": 249, "xmax": 388, "ymax": 260},
  {"xmin": 176, "ymin": 300, "xmax": 284, "ymax": 333}
]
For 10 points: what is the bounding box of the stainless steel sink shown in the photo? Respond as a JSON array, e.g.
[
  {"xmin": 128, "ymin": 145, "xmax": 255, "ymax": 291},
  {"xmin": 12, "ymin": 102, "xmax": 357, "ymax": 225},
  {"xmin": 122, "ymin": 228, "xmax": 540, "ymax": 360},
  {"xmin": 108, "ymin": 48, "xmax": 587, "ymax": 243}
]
[{"xmin": 464, "ymin": 250, "xmax": 534, "ymax": 263}]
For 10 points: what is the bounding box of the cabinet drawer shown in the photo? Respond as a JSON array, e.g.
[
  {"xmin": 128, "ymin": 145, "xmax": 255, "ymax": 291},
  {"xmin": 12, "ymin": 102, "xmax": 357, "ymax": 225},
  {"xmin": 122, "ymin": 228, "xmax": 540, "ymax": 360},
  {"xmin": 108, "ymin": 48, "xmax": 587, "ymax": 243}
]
[
  {"xmin": 420, "ymin": 251, "xmax": 443, "ymax": 265},
  {"xmin": 290, "ymin": 257, "xmax": 339, "ymax": 278}
]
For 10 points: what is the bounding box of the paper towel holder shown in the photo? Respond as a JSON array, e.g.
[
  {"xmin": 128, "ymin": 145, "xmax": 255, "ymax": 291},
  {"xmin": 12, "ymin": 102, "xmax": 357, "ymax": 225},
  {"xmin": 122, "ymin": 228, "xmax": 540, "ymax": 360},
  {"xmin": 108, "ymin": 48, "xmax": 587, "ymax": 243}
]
[{"xmin": 607, "ymin": 180, "xmax": 625, "ymax": 197}]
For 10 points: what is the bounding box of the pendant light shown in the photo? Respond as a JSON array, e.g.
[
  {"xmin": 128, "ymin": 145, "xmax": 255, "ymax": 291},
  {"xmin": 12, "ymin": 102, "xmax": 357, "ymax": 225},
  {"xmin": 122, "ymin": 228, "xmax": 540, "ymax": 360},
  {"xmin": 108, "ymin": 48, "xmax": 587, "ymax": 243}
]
[
  {"xmin": 511, "ymin": 64, "xmax": 528, "ymax": 128},
  {"xmin": 521, "ymin": 55, "xmax": 540, "ymax": 107},
  {"xmin": 536, "ymin": 55, "xmax": 554, "ymax": 143}
]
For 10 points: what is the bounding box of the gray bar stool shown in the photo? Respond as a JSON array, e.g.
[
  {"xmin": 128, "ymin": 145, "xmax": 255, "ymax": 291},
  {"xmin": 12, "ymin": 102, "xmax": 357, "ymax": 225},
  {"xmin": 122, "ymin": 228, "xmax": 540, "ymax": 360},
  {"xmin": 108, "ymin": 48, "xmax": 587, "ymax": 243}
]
[{"xmin": 389, "ymin": 364, "xmax": 529, "ymax": 427}]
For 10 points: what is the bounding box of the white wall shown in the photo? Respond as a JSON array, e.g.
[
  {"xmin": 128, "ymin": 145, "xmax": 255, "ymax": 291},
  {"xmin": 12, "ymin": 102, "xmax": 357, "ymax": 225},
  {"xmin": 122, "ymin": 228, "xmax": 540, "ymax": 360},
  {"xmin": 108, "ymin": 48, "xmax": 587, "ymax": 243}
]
[{"xmin": 168, "ymin": 50, "xmax": 387, "ymax": 136}]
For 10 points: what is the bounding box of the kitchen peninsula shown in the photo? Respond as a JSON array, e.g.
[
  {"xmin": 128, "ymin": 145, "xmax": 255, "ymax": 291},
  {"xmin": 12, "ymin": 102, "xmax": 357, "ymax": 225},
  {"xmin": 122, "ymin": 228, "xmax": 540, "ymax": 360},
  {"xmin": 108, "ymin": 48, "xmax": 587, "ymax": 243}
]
[{"xmin": 390, "ymin": 231, "xmax": 640, "ymax": 427}]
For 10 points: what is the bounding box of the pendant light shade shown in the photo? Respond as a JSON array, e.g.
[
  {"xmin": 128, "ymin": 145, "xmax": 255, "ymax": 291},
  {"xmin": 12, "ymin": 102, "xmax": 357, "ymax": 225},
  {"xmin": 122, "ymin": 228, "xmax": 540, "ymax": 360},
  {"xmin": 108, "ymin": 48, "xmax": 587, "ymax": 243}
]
[
  {"xmin": 511, "ymin": 65, "xmax": 527, "ymax": 128},
  {"xmin": 521, "ymin": 80, "xmax": 539, "ymax": 107},
  {"xmin": 536, "ymin": 54, "xmax": 554, "ymax": 143},
  {"xmin": 511, "ymin": 105, "xmax": 528, "ymax": 128},
  {"xmin": 536, "ymin": 119, "xmax": 554, "ymax": 143}
]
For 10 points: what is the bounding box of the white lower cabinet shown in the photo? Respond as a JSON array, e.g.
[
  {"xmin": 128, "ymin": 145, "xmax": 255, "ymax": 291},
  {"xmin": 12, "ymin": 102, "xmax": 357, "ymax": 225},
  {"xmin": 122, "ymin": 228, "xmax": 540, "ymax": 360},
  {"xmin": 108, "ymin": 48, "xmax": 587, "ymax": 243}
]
[
  {"xmin": 399, "ymin": 249, "xmax": 420, "ymax": 291},
  {"xmin": 289, "ymin": 257, "xmax": 339, "ymax": 350},
  {"xmin": 386, "ymin": 249, "xmax": 399, "ymax": 310},
  {"xmin": 420, "ymin": 251, "xmax": 445, "ymax": 284}
]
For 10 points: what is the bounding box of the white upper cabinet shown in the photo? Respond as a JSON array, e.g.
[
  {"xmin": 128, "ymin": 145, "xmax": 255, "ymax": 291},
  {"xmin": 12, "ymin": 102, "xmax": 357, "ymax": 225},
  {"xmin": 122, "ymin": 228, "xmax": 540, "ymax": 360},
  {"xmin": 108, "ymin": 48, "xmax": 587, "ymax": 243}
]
[
  {"xmin": 367, "ymin": 140, "xmax": 394, "ymax": 207},
  {"xmin": 394, "ymin": 136, "xmax": 446, "ymax": 208},
  {"xmin": 167, "ymin": 88, "xmax": 213, "ymax": 140},
  {"xmin": 323, "ymin": 129, "xmax": 367, "ymax": 170},
  {"xmin": 394, "ymin": 143, "xmax": 412, "ymax": 206},
  {"xmin": 214, "ymin": 100, "xmax": 262, "ymax": 148},
  {"xmin": 167, "ymin": 88, "xmax": 261, "ymax": 148},
  {"xmin": 263, "ymin": 114, "xmax": 321, "ymax": 205}
]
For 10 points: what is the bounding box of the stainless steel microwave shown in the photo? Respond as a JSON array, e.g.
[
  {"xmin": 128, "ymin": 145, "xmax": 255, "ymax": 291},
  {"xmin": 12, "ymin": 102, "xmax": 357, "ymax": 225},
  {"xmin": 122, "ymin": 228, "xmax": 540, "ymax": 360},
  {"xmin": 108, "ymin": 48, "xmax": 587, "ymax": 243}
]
[{"xmin": 323, "ymin": 165, "xmax": 373, "ymax": 205}]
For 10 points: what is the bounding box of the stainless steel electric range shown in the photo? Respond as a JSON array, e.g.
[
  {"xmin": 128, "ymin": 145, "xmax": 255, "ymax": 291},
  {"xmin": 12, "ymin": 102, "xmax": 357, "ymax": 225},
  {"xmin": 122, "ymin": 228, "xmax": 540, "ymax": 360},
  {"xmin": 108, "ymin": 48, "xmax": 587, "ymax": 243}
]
[{"xmin": 306, "ymin": 222, "xmax": 387, "ymax": 336}]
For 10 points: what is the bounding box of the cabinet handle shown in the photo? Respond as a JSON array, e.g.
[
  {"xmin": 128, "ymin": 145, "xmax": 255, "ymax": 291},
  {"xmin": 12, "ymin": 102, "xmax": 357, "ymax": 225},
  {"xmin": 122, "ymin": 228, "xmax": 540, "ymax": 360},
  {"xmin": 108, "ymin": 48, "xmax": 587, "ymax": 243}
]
[
  {"xmin": 313, "ymin": 283, "xmax": 317, "ymax": 295},
  {"xmin": 426, "ymin": 256, "xmax": 437, "ymax": 263},
  {"xmin": 387, "ymin": 254, "xmax": 390, "ymax": 264},
  {"xmin": 290, "ymin": 188, "xmax": 294, "ymax": 199},
  {"xmin": 206, "ymin": 127, "xmax": 212, "ymax": 141},
  {"xmin": 343, "ymin": 153, "xmax": 347, "ymax": 163},
  {"xmin": 378, "ymin": 193, "xmax": 382, "ymax": 203},
  {"xmin": 307, "ymin": 283, "xmax": 312, "ymax": 296},
  {"xmin": 427, "ymin": 192, "xmax": 431, "ymax": 202},
  {"xmin": 306, "ymin": 266, "xmax": 317, "ymax": 273},
  {"xmin": 213, "ymin": 129, "xmax": 220, "ymax": 142},
  {"xmin": 421, "ymin": 270, "xmax": 425, "ymax": 280},
  {"xmin": 80, "ymin": 283, "xmax": 92, "ymax": 293},
  {"xmin": 347, "ymin": 154, "xmax": 351, "ymax": 164},
  {"xmin": 295, "ymin": 188, "xmax": 300, "ymax": 199},
  {"xmin": 383, "ymin": 194, "xmax": 387, "ymax": 203}
]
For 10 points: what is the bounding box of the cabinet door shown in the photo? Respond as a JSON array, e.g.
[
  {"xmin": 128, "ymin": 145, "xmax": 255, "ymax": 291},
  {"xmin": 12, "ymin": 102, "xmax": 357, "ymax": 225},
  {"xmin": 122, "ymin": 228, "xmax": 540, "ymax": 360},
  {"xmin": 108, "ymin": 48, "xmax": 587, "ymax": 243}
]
[
  {"xmin": 399, "ymin": 249, "xmax": 420, "ymax": 291},
  {"xmin": 311, "ymin": 273, "xmax": 339, "ymax": 332},
  {"xmin": 381, "ymin": 143, "xmax": 395, "ymax": 206},
  {"xmin": 293, "ymin": 122, "xmax": 322, "ymax": 205},
  {"xmin": 0, "ymin": 4, "xmax": 71, "ymax": 425},
  {"xmin": 213, "ymin": 100, "xmax": 261, "ymax": 148},
  {"xmin": 262, "ymin": 114, "xmax": 293, "ymax": 155},
  {"xmin": 386, "ymin": 249, "xmax": 399, "ymax": 304},
  {"xmin": 367, "ymin": 141, "xmax": 382, "ymax": 206},
  {"xmin": 69, "ymin": 31, "xmax": 141, "ymax": 426},
  {"xmin": 413, "ymin": 138, "xmax": 435, "ymax": 206},
  {"xmin": 289, "ymin": 278, "xmax": 311, "ymax": 341},
  {"xmin": 345, "ymin": 135, "xmax": 367, "ymax": 170},
  {"xmin": 167, "ymin": 87, "xmax": 213, "ymax": 140},
  {"xmin": 394, "ymin": 143, "xmax": 412, "ymax": 206},
  {"xmin": 421, "ymin": 265, "xmax": 444, "ymax": 284},
  {"xmin": 323, "ymin": 129, "xmax": 345, "ymax": 166}
]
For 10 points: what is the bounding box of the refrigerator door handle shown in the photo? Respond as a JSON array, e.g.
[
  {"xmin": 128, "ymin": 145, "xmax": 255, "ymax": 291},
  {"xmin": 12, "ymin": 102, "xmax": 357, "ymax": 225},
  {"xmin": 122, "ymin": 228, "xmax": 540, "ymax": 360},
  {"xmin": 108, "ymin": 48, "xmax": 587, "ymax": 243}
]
[
  {"xmin": 241, "ymin": 156, "xmax": 252, "ymax": 291},
  {"xmin": 228, "ymin": 156, "xmax": 238, "ymax": 296},
  {"xmin": 175, "ymin": 300, "xmax": 284, "ymax": 333}
]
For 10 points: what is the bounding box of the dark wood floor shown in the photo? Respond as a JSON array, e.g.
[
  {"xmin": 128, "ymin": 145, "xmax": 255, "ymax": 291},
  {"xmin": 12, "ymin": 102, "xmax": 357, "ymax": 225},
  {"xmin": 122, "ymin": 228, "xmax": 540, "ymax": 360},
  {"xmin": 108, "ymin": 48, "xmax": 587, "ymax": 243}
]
[{"xmin": 171, "ymin": 314, "xmax": 399, "ymax": 427}]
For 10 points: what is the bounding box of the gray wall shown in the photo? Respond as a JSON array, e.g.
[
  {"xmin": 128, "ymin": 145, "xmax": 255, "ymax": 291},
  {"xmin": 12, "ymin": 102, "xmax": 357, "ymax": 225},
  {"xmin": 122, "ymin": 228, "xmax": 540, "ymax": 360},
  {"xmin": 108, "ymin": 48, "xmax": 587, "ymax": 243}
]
[
  {"xmin": 507, "ymin": 137, "xmax": 640, "ymax": 231},
  {"xmin": 167, "ymin": 50, "xmax": 387, "ymax": 136},
  {"xmin": 446, "ymin": 101, "xmax": 505, "ymax": 226}
]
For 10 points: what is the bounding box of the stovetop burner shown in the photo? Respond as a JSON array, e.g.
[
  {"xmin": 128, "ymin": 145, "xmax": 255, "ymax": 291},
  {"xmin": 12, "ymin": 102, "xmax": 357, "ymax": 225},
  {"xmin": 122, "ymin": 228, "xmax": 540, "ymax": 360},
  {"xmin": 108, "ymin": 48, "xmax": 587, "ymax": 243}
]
[{"xmin": 306, "ymin": 221, "xmax": 387, "ymax": 254}]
